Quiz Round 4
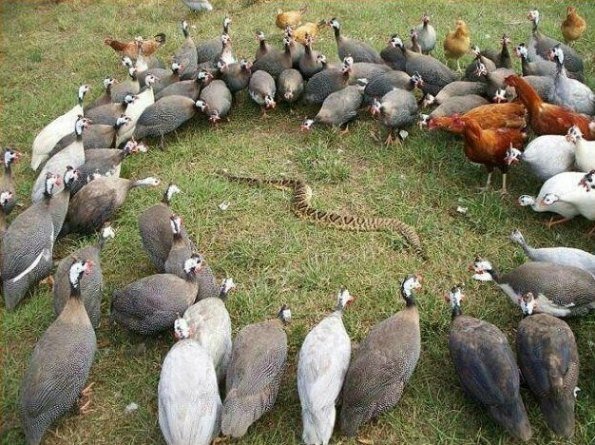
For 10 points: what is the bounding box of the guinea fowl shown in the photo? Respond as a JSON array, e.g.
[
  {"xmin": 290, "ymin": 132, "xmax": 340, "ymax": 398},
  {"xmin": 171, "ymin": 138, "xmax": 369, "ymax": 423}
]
[
  {"xmin": 284, "ymin": 28, "xmax": 304, "ymax": 68},
  {"xmin": 116, "ymin": 74, "xmax": 157, "ymax": 144},
  {"xmin": 392, "ymin": 36, "xmax": 457, "ymax": 96},
  {"xmin": 196, "ymin": 16, "xmax": 232, "ymax": 64},
  {"xmin": 53, "ymin": 225, "xmax": 115, "ymax": 328},
  {"xmin": 150, "ymin": 62, "xmax": 183, "ymax": 95},
  {"xmin": 509, "ymin": 229, "xmax": 595, "ymax": 276},
  {"xmin": 464, "ymin": 46, "xmax": 496, "ymax": 82},
  {"xmin": 138, "ymin": 183, "xmax": 183, "ymax": 272},
  {"xmin": 298, "ymin": 288, "xmax": 353, "ymax": 445},
  {"xmin": 196, "ymin": 78, "xmax": 232, "ymax": 123},
  {"xmin": 474, "ymin": 63, "xmax": 516, "ymax": 102},
  {"xmin": 340, "ymin": 275, "xmax": 422, "ymax": 437},
  {"xmin": 248, "ymin": 70, "xmax": 277, "ymax": 116},
  {"xmin": 568, "ymin": 126, "xmax": 595, "ymax": 172},
  {"xmin": 364, "ymin": 71, "xmax": 423, "ymax": 105},
  {"xmin": 328, "ymin": 18, "xmax": 383, "ymax": 64},
  {"xmin": 298, "ymin": 34, "xmax": 324, "ymax": 79},
  {"xmin": 164, "ymin": 215, "xmax": 196, "ymax": 279},
  {"xmin": 0, "ymin": 148, "xmax": 21, "ymax": 213},
  {"xmin": 0, "ymin": 192, "xmax": 14, "ymax": 236},
  {"xmin": 221, "ymin": 305, "xmax": 291, "ymax": 438},
  {"xmin": 155, "ymin": 70, "xmax": 207, "ymax": 101},
  {"xmin": 254, "ymin": 31, "xmax": 271, "ymax": 61},
  {"xmin": 31, "ymin": 84, "xmax": 90, "ymax": 170},
  {"xmin": 380, "ymin": 34, "xmax": 406, "ymax": 71},
  {"xmin": 348, "ymin": 62, "xmax": 390, "ymax": 85},
  {"xmin": 32, "ymin": 116, "xmax": 89, "ymax": 203},
  {"xmin": 504, "ymin": 130, "xmax": 575, "ymax": 181},
  {"xmin": 63, "ymin": 175, "xmax": 160, "ymax": 235},
  {"xmin": 85, "ymin": 77, "xmax": 115, "ymax": 112},
  {"xmin": 522, "ymin": 75, "xmax": 554, "ymax": 102},
  {"xmin": 527, "ymin": 10, "xmax": 583, "ymax": 76},
  {"xmin": 303, "ymin": 56, "xmax": 352, "ymax": 105},
  {"xmin": 2, "ymin": 174, "xmax": 61, "ymax": 310},
  {"xmin": 482, "ymin": 34, "xmax": 512, "ymax": 69},
  {"xmin": 51, "ymin": 115, "xmax": 130, "ymax": 153},
  {"xmin": 423, "ymin": 96, "xmax": 489, "ymax": 126},
  {"xmin": 413, "ymin": 13, "xmax": 436, "ymax": 54},
  {"xmin": 133, "ymin": 95, "xmax": 201, "ymax": 148},
  {"xmin": 184, "ymin": 278, "xmax": 235, "ymax": 382},
  {"xmin": 158, "ymin": 317, "xmax": 222, "ymax": 445},
  {"xmin": 85, "ymin": 93, "xmax": 136, "ymax": 127},
  {"xmin": 422, "ymin": 80, "xmax": 487, "ymax": 106},
  {"xmin": 175, "ymin": 21, "xmax": 198, "ymax": 80},
  {"xmin": 471, "ymin": 256, "xmax": 595, "ymax": 317},
  {"xmin": 110, "ymin": 66, "xmax": 140, "ymax": 104},
  {"xmin": 252, "ymin": 36, "xmax": 293, "ymax": 80},
  {"xmin": 446, "ymin": 286, "xmax": 533, "ymax": 442},
  {"xmin": 301, "ymin": 82, "xmax": 364, "ymax": 132},
  {"xmin": 371, "ymin": 88, "xmax": 418, "ymax": 145},
  {"xmin": 517, "ymin": 293, "xmax": 579, "ymax": 438},
  {"xmin": 219, "ymin": 60, "xmax": 252, "ymax": 96},
  {"xmin": 277, "ymin": 68, "xmax": 304, "ymax": 108},
  {"xmin": 515, "ymin": 43, "xmax": 557, "ymax": 78},
  {"xmin": 542, "ymin": 174, "xmax": 595, "ymax": 234},
  {"xmin": 20, "ymin": 260, "xmax": 96, "ymax": 445},
  {"xmin": 111, "ymin": 255, "xmax": 201, "ymax": 335},
  {"xmin": 549, "ymin": 46, "xmax": 594, "ymax": 116}
]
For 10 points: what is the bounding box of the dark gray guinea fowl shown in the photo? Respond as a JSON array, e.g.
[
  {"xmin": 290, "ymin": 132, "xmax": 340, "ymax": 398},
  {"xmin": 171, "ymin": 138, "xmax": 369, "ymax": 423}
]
[
  {"xmin": 446, "ymin": 286, "xmax": 532, "ymax": 441},
  {"xmin": 50, "ymin": 116, "xmax": 130, "ymax": 153},
  {"xmin": 252, "ymin": 36, "xmax": 293, "ymax": 79},
  {"xmin": 85, "ymin": 94, "xmax": 136, "ymax": 127},
  {"xmin": 110, "ymin": 255, "xmax": 201, "ymax": 335},
  {"xmin": 175, "ymin": 21, "xmax": 198, "ymax": 80},
  {"xmin": 340, "ymin": 275, "xmax": 422, "ymax": 437},
  {"xmin": 302, "ymin": 83, "xmax": 364, "ymax": 131},
  {"xmin": 303, "ymin": 56, "xmax": 352, "ymax": 105},
  {"xmin": 277, "ymin": 68, "xmax": 304, "ymax": 104},
  {"xmin": 63, "ymin": 176, "xmax": 160, "ymax": 235},
  {"xmin": 110, "ymin": 66, "xmax": 140, "ymax": 104},
  {"xmin": 20, "ymin": 260, "xmax": 96, "ymax": 445},
  {"xmin": 0, "ymin": 148, "xmax": 21, "ymax": 214},
  {"xmin": 482, "ymin": 34, "xmax": 513, "ymax": 69},
  {"xmin": 254, "ymin": 31, "xmax": 271, "ymax": 61},
  {"xmin": 84, "ymin": 77, "xmax": 116, "ymax": 112},
  {"xmin": 381, "ymin": 34, "xmax": 407, "ymax": 71},
  {"xmin": 517, "ymin": 293, "xmax": 579, "ymax": 439},
  {"xmin": 196, "ymin": 17, "xmax": 232, "ymax": 63},
  {"xmin": 371, "ymin": 88, "xmax": 419, "ymax": 145},
  {"xmin": 138, "ymin": 183, "xmax": 184, "ymax": 272},
  {"xmin": 196, "ymin": 79, "xmax": 232, "ymax": 123},
  {"xmin": 221, "ymin": 305, "xmax": 291, "ymax": 438},
  {"xmin": 154, "ymin": 70, "xmax": 212, "ymax": 101},
  {"xmin": 2, "ymin": 173, "xmax": 68, "ymax": 310},
  {"xmin": 329, "ymin": 18, "xmax": 383, "ymax": 64},
  {"xmin": 364, "ymin": 71, "xmax": 423, "ymax": 103},
  {"xmin": 53, "ymin": 225, "xmax": 115, "ymax": 328},
  {"xmin": 348, "ymin": 62, "xmax": 390, "ymax": 85},
  {"xmin": 219, "ymin": 60, "xmax": 252, "ymax": 95},
  {"xmin": 297, "ymin": 34, "xmax": 324, "ymax": 79}
]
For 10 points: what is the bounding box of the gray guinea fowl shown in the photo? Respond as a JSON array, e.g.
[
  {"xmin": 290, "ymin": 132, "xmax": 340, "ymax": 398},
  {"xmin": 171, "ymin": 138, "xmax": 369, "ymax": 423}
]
[
  {"xmin": 380, "ymin": 34, "xmax": 407, "ymax": 71},
  {"xmin": 85, "ymin": 93, "xmax": 136, "ymax": 127},
  {"xmin": 446, "ymin": 287, "xmax": 533, "ymax": 442},
  {"xmin": 328, "ymin": 18, "xmax": 383, "ymax": 64},
  {"xmin": 20, "ymin": 260, "xmax": 96, "ymax": 445},
  {"xmin": 423, "ymin": 95, "xmax": 488, "ymax": 125},
  {"xmin": 78, "ymin": 139, "xmax": 145, "ymax": 181},
  {"xmin": 413, "ymin": 13, "xmax": 436, "ymax": 54},
  {"xmin": 111, "ymin": 65, "xmax": 140, "ymax": 104},
  {"xmin": 2, "ymin": 174, "xmax": 61, "ymax": 310},
  {"xmin": 298, "ymin": 34, "xmax": 324, "ymax": 79},
  {"xmin": 301, "ymin": 82, "xmax": 364, "ymax": 131},
  {"xmin": 63, "ymin": 175, "xmax": 160, "ymax": 235},
  {"xmin": 133, "ymin": 95, "xmax": 201, "ymax": 148},
  {"xmin": 111, "ymin": 255, "xmax": 202, "ymax": 335},
  {"xmin": 482, "ymin": 34, "xmax": 513, "ymax": 69},
  {"xmin": 151, "ymin": 62, "xmax": 183, "ymax": 95},
  {"xmin": 219, "ymin": 60, "xmax": 252, "ymax": 96},
  {"xmin": 348, "ymin": 62, "xmax": 390, "ymax": 85},
  {"xmin": 0, "ymin": 148, "xmax": 21, "ymax": 214},
  {"xmin": 50, "ymin": 115, "xmax": 130, "ymax": 153},
  {"xmin": 298, "ymin": 289, "xmax": 353, "ymax": 445},
  {"xmin": 85, "ymin": 77, "xmax": 116, "ymax": 112},
  {"xmin": 196, "ymin": 79, "xmax": 232, "ymax": 123},
  {"xmin": 53, "ymin": 225, "xmax": 115, "ymax": 328},
  {"xmin": 517, "ymin": 293, "xmax": 579, "ymax": 438},
  {"xmin": 364, "ymin": 71, "xmax": 423, "ymax": 104},
  {"xmin": 184, "ymin": 278, "xmax": 235, "ymax": 383},
  {"xmin": 516, "ymin": 43, "xmax": 557, "ymax": 78},
  {"xmin": 550, "ymin": 47, "xmax": 594, "ymax": 115},
  {"xmin": 340, "ymin": 275, "xmax": 422, "ymax": 437},
  {"xmin": 371, "ymin": 88, "xmax": 419, "ymax": 145},
  {"xmin": 221, "ymin": 305, "xmax": 291, "ymax": 438},
  {"xmin": 164, "ymin": 214, "xmax": 196, "ymax": 279},
  {"xmin": 423, "ymin": 80, "xmax": 487, "ymax": 106},
  {"xmin": 254, "ymin": 31, "xmax": 271, "ymax": 61},
  {"xmin": 196, "ymin": 17, "xmax": 232, "ymax": 64},
  {"xmin": 509, "ymin": 229, "xmax": 595, "ymax": 276},
  {"xmin": 175, "ymin": 21, "xmax": 198, "ymax": 80},
  {"xmin": 249, "ymin": 70, "xmax": 277, "ymax": 115},
  {"xmin": 154, "ymin": 70, "xmax": 207, "ymax": 101},
  {"xmin": 252, "ymin": 36, "xmax": 293, "ymax": 80},
  {"xmin": 277, "ymin": 68, "xmax": 304, "ymax": 106},
  {"xmin": 32, "ymin": 116, "xmax": 89, "ymax": 203},
  {"xmin": 464, "ymin": 47, "xmax": 497, "ymax": 82},
  {"xmin": 138, "ymin": 183, "xmax": 183, "ymax": 272},
  {"xmin": 303, "ymin": 56, "xmax": 352, "ymax": 105},
  {"xmin": 158, "ymin": 317, "xmax": 221, "ymax": 445},
  {"xmin": 471, "ymin": 257, "xmax": 595, "ymax": 317}
]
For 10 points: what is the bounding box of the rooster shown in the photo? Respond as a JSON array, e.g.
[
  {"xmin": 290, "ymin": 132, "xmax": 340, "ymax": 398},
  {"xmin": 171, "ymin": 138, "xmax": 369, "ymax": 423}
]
[
  {"xmin": 430, "ymin": 115, "xmax": 526, "ymax": 193},
  {"xmin": 505, "ymin": 75, "xmax": 594, "ymax": 140},
  {"xmin": 104, "ymin": 34, "xmax": 166, "ymax": 59},
  {"xmin": 561, "ymin": 6, "xmax": 587, "ymax": 45}
]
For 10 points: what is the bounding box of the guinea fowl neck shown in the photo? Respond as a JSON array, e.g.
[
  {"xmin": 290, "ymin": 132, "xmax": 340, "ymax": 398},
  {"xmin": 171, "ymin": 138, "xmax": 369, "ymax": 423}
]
[
  {"xmin": 451, "ymin": 304, "xmax": 462, "ymax": 319},
  {"xmin": 333, "ymin": 26, "xmax": 341, "ymax": 41},
  {"xmin": 401, "ymin": 288, "xmax": 416, "ymax": 307},
  {"xmin": 69, "ymin": 278, "xmax": 83, "ymax": 300}
]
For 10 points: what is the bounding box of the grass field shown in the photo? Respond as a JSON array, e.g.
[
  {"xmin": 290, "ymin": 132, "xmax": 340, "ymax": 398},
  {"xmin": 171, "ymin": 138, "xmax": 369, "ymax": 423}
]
[{"xmin": 1, "ymin": 0, "xmax": 595, "ymax": 444}]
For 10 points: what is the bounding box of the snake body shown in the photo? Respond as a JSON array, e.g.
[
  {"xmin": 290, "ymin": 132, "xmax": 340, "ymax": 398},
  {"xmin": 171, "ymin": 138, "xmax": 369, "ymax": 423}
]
[{"xmin": 220, "ymin": 172, "xmax": 425, "ymax": 258}]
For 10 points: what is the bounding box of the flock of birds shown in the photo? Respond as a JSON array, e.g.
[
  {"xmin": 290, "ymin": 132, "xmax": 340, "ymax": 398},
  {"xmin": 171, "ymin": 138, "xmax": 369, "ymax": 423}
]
[{"xmin": 2, "ymin": 3, "xmax": 595, "ymax": 445}]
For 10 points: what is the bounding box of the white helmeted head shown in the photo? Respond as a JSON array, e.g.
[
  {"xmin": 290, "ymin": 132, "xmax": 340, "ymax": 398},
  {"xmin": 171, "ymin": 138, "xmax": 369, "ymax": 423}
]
[
  {"xmin": 174, "ymin": 317, "xmax": 191, "ymax": 340},
  {"xmin": 470, "ymin": 257, "xmax": 494, "ymax": 281},
  {"xmin": 519, "ymin": 292, "xmax": 537, "ymax": 315},
  {"xmin": 336, "ymin": 287, "xmax": 355, "ymax": 310},
  {"xmin": 183, "ymin": 254, "xmax": 203, "ymax": 275},
  {"xmin": 504, "ymin": 146, "xmax": 522, "ymax": 165},
  {"xmin": 69, "ymin": 259, "xmax": 92, "ymax": 288},
  {"xmin": 541, "ymin": 193, "xmax": 559, "ymax": 206},
  {"xmin": 278, "ymin": 304, "xmax": 292, "ymax": 324},
  {"xmin": 518, "ymin": 195, "xmax": 535, "ymax": 207}
]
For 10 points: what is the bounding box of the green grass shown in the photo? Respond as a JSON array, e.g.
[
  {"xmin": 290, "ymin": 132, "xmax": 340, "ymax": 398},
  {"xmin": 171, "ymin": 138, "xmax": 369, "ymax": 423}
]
[{"xmin": 1, "ymin": 0, "xmax": 595, "ymax": 444}]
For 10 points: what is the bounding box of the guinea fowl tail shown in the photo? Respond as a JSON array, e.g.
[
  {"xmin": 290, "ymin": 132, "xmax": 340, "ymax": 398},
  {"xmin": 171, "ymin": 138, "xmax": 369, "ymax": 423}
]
[
  {"xmin": 540, "ymin": 394, "xmax": 575, "ymax": 439},
  {"xmin": 488, "ymin": 398, "xmax": 533, "ymax": 442},
  {"xmin": 221, "ymin": 389, "xmax": 268, "ymax": 438}
]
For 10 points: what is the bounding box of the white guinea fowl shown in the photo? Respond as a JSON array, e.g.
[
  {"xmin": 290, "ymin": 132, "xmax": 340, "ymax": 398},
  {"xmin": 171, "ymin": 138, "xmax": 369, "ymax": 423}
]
[
  {"xmin": 297, "ymin": 288, "xmax": 353, "ymax": 445},
  {"xmin": 116, "ymin": 74, "xmax": 157, "ymax": 146},
  {"xmin": 510, "ymin": 229, "xmax": 595, "ymax": 277},
  {"xmin": 567, "ymin": 126, "xmax": 595, "ymax": 173},
  {"xmin": 31, "ymin": 85, "xmax": 90, "ymax": 171},
  {"xmin": 518, "ymin": 171, "xmax": 585, "ymax": 227},
  {"xmin": 158, "ymin": 317, "xmax": 221, "ymax": 445},
  {"xmin": 183, "ymin": 278, "xmax": 235, "ymax": 383}
]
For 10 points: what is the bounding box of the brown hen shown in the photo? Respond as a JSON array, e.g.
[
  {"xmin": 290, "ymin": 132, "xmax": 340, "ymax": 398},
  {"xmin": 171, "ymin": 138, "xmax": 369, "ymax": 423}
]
[
  {"xmin": 561, "ymin": 6, "xmax": 587, "ymax": 44},
  {"xmin": 104, "ymin": 34, "xmax": 166, "ymax": 59},
  {"xmin": 429, "ymin": 103, "xmax": 527, "ymax": 133},
  {"xmin": 443, "ymin": 19, "xmax": 471, "ymax": 71},
  {"xmin": 276, "ymin": 5, "xmax": 307, "ymax": 29}
]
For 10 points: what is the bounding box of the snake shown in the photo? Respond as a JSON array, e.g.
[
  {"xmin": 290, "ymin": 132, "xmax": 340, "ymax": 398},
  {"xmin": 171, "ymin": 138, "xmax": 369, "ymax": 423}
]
[{"xmin": 219, "ymin": 171, "xmax": 425, "ymax": 259}]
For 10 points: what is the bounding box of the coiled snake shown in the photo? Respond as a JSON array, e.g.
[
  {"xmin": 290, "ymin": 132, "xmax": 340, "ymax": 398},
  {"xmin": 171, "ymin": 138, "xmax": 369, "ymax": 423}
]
[{"xmin": 219, "ymin": 171, "xmax": 425, "ymax": 259}]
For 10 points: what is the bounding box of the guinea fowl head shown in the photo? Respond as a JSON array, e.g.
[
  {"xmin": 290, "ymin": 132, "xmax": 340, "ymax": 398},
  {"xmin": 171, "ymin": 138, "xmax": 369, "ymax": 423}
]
[
  {"xmin": 579, "ymin": 170, "xmax": 595, "ymax": 191},
  {"xmin": 171, "ymin": 61, "xmax": 183, "ymax": 74},
  {"xmin": 518, "ymin": 195, "xmax": 536, "ymax": 207},
  {"xmin": 328, "ymin": 18, "xmax": 340, "ymax": 30},
  {"xmin": 492, "ymin": 88, "xmax": 507, "ymax": 103},
  {"xmin": 264, "ymin": 95, "xmax": 276, "ymax": 110},
  {"xmin": 219, "ymin": 277, "xmax": 236, "ymax": 300},
  {"xmin": 519, "ymin": 292, "xmax": 537, "ymax": 316},
  {"xmin": 3, "ymin": 148, "xmax": 21, "ymax": 167},
  {"xmin": 335, "ymin": 287, "xmax": 355, "ymax": 311},
  {"xmin": 300, "ymin": 118, "xmax": 315, "ymax": 132},
  {"xmin": 126, "ymin": 66, "xmax": 137, "ymax": 79},
  {"xmin": 389, "ymin": 35, "xmax": 404, "ymax": 49},
  {"xmin": 63, "ymin": 166, "xmax": 80, "ymax": 190},
  {"xmin": 469, "ymin": 256, "xmax": 495, "ymax": 282},
  {"xmin": 103, "ymin": 77, "xmax": 115, "ymax": 89},
  {"xmin": 181, "ymin": 20, "xmax": 190, "ymax": 37},
  {"xmin": 316, "ymin": 54, "xmax": 327, "ymax": 65},
  {"xmin": 528, "ymin": 10, "xmax": 540, "ymax": 25},
  {"xmin": 445, "ymin": 285, "xmax": 464, "ymax": 317},
  {"xmin": 174, "ymin": 316, "xmax": 192, "ymax": 340},
  {"xmin": 504, "ymin": 146, "xmax": 522, "ymax": 165},
  {"xmin": 43, "ymin": 172, "xmax": 62, "ymax": 197},
  {"xmin": 515, "ymin": 43, "xmax": 528, "ymax": 59},
  {"xmin": 196, "ymin": 70, "xmax": 214, "ymax": 86},
  {"xmin": 223, "ymin": 16, "xmax": 232, "ymax": 30},
  {"xmin": 565, "ymin": 125, "xmax": 582, "ymax": 144},
  {"xmin": 401, "ymin": 274, "xmax": 422, "ymax": 306},
  {"xmin": 221, "ymin": 33, "xmax": 232, "ymax": 45},
  {"xmin": 169, "ymin": 214, "xmax": 183, "ymax": 238},
  {"xmin": 74, "ymin": 116, "xmax": 90, "ymax": 136},
  {"xmin": 78, "ymin": 84, "xmax": 91, "ymax": 101},
  {"xmin": 255, "ymin": 31, "xmax": 266, "ymax": 42},
  {"xmin": 145, "ymin": 74, "xmax": 158, "ymax": 87},
  {"xmin": 421, "ymin": 13, "xmax": 430, "ymax": 24},
  {"xmin": 370, "ymin": 98, "xmax": 382, "ymax": 117},
  {"xmin": 115, "ymin": 114, "xmax": 132, "ymax": 129},
  {"xmin": 163, "ymin": 183, "xmax": 181, "ymax": 204},
  {"xmin": 410, "ymin": 72, "xmax": 424, "ymax": 89},
  {"xmin": 240, "ymin": 59, "xmax": 252, "ymax": 72},
  {"xmin": 195, "ymin": 99, "xmax": 208, "ymax": 112},
  {"xmin": 278, "ymin": 304, "xmax": 292, "ymax": 325},
  {"xmin": 184, "ymin": 254, "xmax": 204, "ymax": 276},
  {"xmin": 69, "ymin": 259, "xmax": 93, "ymax": 291},
  {"xmin": 473, "ymin": 61, "xmax": 488, "ymax": 78},
  {"xmin": 123, "ymin": 94, "xmax": 137, "ymax": 106},
  {"xmin": 508, "ymin": 229, "xmax": 526, "ymax": 246},
  {"xmin": 548, "ymin": 45, "xmax": 564, "ymax": 65}
]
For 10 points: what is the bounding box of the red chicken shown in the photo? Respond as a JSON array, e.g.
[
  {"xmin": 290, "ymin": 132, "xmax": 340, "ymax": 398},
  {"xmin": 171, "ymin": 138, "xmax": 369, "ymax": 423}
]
[
  {"xmin": 428, "ymin": 102, "xmax": 526, "ymax": 133},
  {"xmin": 430, "ymin": 115, "xmax": 526, "ymax": 193},
  {"xmin": 504, "ymin": 75, "xmax": 593, "ymax": 140}
]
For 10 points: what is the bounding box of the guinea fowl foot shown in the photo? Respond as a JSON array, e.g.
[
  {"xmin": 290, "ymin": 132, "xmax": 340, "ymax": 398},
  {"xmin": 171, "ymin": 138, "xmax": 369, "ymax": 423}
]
[
  {"xmin": 40, "ymin": 275, "xmax": 54, "ymax": 287},
  {"xmin": 212, "ymin": 436, "xmax": 228, "ymax": 444},
  {"xmin": 340, "ymin": 125, "xmax": 350, "ymax": 136},
  {"xmin": 587, "ymin": 225, "xmax": 595, "ymax": 236},
  {"xmin": 545, "ymin": 216, "xmax": 572, "ymax": 228},
  {"xmin": 77, "ymin": 382, "xmax": 95, "ymax": 415}
]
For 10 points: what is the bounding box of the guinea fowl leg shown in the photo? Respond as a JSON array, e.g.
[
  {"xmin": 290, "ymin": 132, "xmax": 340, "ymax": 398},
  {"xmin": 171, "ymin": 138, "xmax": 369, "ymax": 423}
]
[
  {"xmin": 159, "ymin": 135, "xmax": 165, "ymax": 151},
  {"xmin": 587, "ymin": 224, "xmax": 595, "ymax": 236},
  {"xmin": 545, "ymin": 216, "xmax": 572, "ymax": 228},
  {"xmin": 77, "ymin": 382, "xmax": 95, "ymax": 415},
  {"xmin": 261, "ymin": 107, "xmax": 269, "ymax": 119},
  {"xmin": 340, "ymin": 125, "xmax": 350, "ymax": 136}
]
